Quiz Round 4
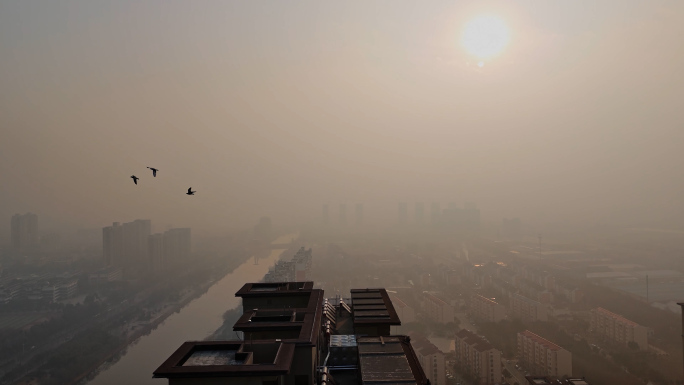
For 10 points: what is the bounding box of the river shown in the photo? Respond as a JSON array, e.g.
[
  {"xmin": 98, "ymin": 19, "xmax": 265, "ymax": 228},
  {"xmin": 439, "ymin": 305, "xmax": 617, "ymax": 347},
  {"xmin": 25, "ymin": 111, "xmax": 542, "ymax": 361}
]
[{"xmin": 86, "ymin": 235, "xmax": 293, "ymax": 385}]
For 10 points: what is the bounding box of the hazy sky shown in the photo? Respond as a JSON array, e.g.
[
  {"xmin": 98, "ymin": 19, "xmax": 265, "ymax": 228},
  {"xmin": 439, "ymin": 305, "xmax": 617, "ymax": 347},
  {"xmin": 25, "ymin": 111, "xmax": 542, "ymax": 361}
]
[{"xmin": 2, "ymin": 1, "xmax": 684, "ymax": 236}]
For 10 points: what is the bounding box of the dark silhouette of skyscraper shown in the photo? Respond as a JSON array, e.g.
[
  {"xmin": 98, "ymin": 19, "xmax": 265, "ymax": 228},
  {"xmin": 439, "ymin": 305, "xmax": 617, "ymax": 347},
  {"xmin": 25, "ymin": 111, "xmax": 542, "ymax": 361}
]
[
  {"xmin": 415, "ymin": 202, "xmax": 425, "ymax": 226},
  {"xmin": 103, "ymin": 219, "xmax": 151, "ymax": 268},
  {"xmin": 430, "ymin": 202, "xmax": 440, "ymax": 226},
  {"xmin": 10, "ymin": 213, "xmax": 38, "ymax": 250},
  {"xmin": 339, "ymin": 203, "xmax": 347, "ymax": 226},
  {"xmin": 398, "ymin": 202, "xmax": 408, "ymax": 225},
  {"xmin": 355, "ymin": 203, "xmax": 363, "ymax": 226},
  {"xmin": 322, "ymin": 204, "xmax": 330, "ymax": 225}
]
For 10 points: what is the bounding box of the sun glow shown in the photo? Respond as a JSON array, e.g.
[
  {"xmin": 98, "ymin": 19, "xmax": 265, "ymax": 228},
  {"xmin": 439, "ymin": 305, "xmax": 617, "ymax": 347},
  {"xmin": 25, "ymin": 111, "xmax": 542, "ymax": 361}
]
[{"xmin": 461, "ymin": 15, "xmax": 510, "ymax": 60}]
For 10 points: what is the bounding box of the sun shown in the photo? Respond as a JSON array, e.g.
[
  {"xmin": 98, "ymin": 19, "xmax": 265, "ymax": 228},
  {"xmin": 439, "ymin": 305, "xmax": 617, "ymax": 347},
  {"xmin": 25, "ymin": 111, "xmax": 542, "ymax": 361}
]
[{"xmin": 461, "ymin": 15, "xmax": 510, "ymax": 60}]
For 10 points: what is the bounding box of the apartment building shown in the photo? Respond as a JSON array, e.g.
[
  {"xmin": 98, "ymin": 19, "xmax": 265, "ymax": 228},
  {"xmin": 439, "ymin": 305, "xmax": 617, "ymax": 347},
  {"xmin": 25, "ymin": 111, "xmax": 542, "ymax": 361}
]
[
  {"xmin": 517, "ymin": 330, "xmax": 572, "ymax": 377},
  {"xmin": 410, "ymin": 333, "xmax": 446, "ymax": 385},
  {"xmin": 454, "ymin": 329, "xmax": 502, "ymax": 385},
  {"xmin": 510, "ymin": 293, "xmax": 548, "ymax": 322},
  {"xmin": 390, "ymin": 294, "xmax": 416, "ymax": 323},
  {"xmin": 153, "ymin": 281, "xmax": 429, "ymax": 385},
  {"xmin": 590, "ymin": 307, "xmax": 648, "ymax": 350},
  {"xmin": 470, "ymin": 294, "xmax": 506, "ymax": 323},
  {"xmin": 423, "ymin": 292, "xmax": 454, "ymax": 323}
]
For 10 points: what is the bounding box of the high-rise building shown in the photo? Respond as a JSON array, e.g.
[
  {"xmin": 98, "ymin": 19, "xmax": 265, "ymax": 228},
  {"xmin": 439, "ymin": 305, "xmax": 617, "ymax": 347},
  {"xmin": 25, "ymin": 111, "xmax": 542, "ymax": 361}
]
[
  {"xmin": 103, "ymin": 222, "xmax": 123, "ymax": 266},
  {"xmin": 590, "ymin": 307, "xmax": 648, "ymax": 350},
  {"xmin": 148, "ymin": 233, "xmax": 165, "ymax": 273},
  {"xmin": 254, "ymin": 217, "xmax": 272, "ymax": 241},
  {"xmin": 122, "ymin": 219, "xmax": 152, "ymax": 266},
  {"xmin": 163, "ymin": 228, "xmax": 191, "ymax": 263},
  {"xmin": 355, "ymin": 203, "xmax": 363, "ymax": 226},
  {"xmin": 102, "ymin": 219, "xmax": 151, "ymax": 268},
  {"xmin": 454, "ymin": 329, "xmax": 502, "ymax": 385},
  {"xmin": 322, "ymin": 204, "xmax": 330, "ymax": 225},
  {"xmin": 339, "ymin": 203, "xmax": 347, "ymax": 226},
  {"xmin": 153, "ymin": 282, "xmax": 428, "ymax": 385},
  {"xmin": 430, "ymin": 203, "xmax": 440, "ymax": 226},
  {"xmin": 517, "ymin": 330, "xmax": 572, "ymax": 377},
  {"xmin": 415, "ymin": 202, "xmax": 425, "ymax": 225},
  {"xmin": 398, "ymin": 202, "xmax": 408, "ymax": 225},
  {"xmin": 10, "ymin": 213, "xmax": 38, "ymax": 250}
]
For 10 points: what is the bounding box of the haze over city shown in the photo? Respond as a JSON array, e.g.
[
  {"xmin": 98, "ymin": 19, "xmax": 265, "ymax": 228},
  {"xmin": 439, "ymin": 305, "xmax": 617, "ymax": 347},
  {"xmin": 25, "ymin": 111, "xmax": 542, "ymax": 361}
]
[
  {"xmin": 3, "ymin": 1, "xmax": 684, "ymax": 237},
  {"xmin": 2, "ymin": 2, "xmax": 684, "ymax": 385}
]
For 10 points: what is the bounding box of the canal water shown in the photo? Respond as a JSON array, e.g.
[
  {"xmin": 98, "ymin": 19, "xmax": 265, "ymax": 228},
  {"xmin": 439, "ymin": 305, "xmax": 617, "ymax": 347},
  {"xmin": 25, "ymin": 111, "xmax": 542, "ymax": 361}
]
[{"xmin": 87, "ymin": 236, "xmax": 293, "ymax": 385}]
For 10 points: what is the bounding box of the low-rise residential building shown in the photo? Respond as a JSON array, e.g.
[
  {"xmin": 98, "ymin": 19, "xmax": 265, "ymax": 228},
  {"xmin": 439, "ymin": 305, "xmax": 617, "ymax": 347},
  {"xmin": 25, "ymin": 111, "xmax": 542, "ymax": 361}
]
[
  {"xmin": 454, "ymin": 329, "xmax": 502, "ymax": 385},
  {"xmin": 411, "ymin": 333, "xmax": 446, "ymax": 385},
  {"xmin": 510, "ymin": 293, "xmax": 548, "ymax": 322},
  {"xmin": 423, "ymin": 292, "xmax": 454, "ymax": 323},
  {"xmin": 590, "ymin": 307, "xmax": 648, "ymax": 350},
  {"xmin": 390, "ymin": 294, "xmax": 416, "ymax": 323},
  {"xmin": 517, "ymin": 330, "xmax": 572, "ymax": 377},
  {"xmin": 470, "ymin": 294, "xmax": 506, "ymax": 323}
]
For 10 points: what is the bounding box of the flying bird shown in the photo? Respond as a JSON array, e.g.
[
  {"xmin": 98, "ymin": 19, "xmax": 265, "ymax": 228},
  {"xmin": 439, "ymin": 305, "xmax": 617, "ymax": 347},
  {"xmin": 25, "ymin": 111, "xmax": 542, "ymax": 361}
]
[
  {"xmin": 186, "ymin": 187, "xmax": 196, "ymax": 195},
  {"xmin": 131, "ymin": 175, "xmax": 139, "ymax": 185},
  {"xmin": 147, "ymin": 167, "xmax": 158, "ymax": 177}
]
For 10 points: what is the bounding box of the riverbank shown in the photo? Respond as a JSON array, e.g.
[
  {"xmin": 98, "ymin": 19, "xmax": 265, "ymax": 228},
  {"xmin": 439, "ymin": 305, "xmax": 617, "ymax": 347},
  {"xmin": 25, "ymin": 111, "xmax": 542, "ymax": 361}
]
[
  {"xmin": 71, "ymin": 267, "xmax": 234, "ymax": 385},
  {"xmin": 82, "ymin": 234, "xmax": 298, "ymax": 385}
]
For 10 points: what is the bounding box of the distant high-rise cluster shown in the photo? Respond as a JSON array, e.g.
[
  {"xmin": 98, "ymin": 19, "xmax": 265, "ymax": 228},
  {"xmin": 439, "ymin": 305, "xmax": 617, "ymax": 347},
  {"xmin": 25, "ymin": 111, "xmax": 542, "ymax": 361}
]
[
  {"xmin": 10, "ymin": 213, "xmax": 38, "ymax": 250},
  {"xmin": 103, "ymin": 220, "xmax": 151, "ymax": 267},
  {"xmin": 253, "ymin": 216, "xmax": 272, "ymax": 242},
  {"xmin": 103, "ymin": 220, "xmax": 190, "ymax": 274}
]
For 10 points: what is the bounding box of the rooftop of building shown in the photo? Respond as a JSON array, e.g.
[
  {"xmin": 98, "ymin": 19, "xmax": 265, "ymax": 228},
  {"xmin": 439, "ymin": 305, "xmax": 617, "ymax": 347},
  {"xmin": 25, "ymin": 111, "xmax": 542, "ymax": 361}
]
[
  {"xmin": 512, "ymin": 293, "xmax": 543, "ymax": 305},
  {"xmin": 472, "ymin": 293, "xmax": 500, "ymax": 306},
  {"xmin": 235, "ymin": 281, "xmax": 314, "ymax": 297},
  {"xmin": 389, "ymin": 294, "xmax": 409, "ymax": 309},
  {"xmin": 526, "ymin": 376, "xmax": 591, "ymax": 385},
  {"xmin": 153, "ymin": 340, "xmax": 296, "ymax": 378},
  {"xmin": 423, "ymin": 292, "xmax": 449, "ymax": 307},
  {"xmin": 594, "ymin": 307, "xmax": 640, "ymax": 327},
  {"xmin": 454, "ymin": 329, "xmax": 495, "ymax": 352},
  {"xmin": 233, "ymin": 288, "xmax": 324, "ymax": 346},
  {"xmin": 407, "ymin": 332, "xmax": 443, "ymax": 356},
  {"xmin": 350, "ymin": 288, "xmax": 401, "ymax": 326},
  {"xmin": 357, "ymin": 336, "xmax": 428, "ymax": 385},
  {"xmin": 519, "ymin": 330, "xmax": 564, "ymax": 352}
]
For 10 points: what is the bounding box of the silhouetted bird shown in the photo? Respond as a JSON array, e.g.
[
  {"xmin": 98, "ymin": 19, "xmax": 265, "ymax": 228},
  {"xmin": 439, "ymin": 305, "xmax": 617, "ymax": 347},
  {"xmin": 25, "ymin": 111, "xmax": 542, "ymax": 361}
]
[
  {"xmin": 147, "ymin": 167, "xmax": 158, "ymax": 177},
  {"xmin": 186, "ymin": 187, "xmax": 196, "ymax": 195},
  {"xmin": 131, "ymin": 175, "xmax": 139, "ymax": 185}
]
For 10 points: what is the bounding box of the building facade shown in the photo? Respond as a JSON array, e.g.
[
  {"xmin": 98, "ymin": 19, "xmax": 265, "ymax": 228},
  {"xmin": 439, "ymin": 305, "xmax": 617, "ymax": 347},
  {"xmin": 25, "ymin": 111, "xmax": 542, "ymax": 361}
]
[
  {"xmin": 411, "ymin": 334, "xmax": 446, "ymax": 385},
  {"xmin": 517, "ymin": 330, "xmax": 572, "ymax": 377},
  {"xmin": 11, "ymin": 213, "xmax": 38, "ymax": 250},
  {"xmin": 454, "ymin": 329, "xmax": 502, "ymax": 385},
  {"xmin": 470, "ymin": 294, "xmax": 506, "ymax": 323},
  {"xmin": 590, "ymin": 307, "xmax": 648, "ymax": 350},
  {"xmin": 423, "ymin": 292, "xmax": 454, "ymax": 323},
  {"xmin": 510, "ymin": 293, "xmax": 548, "ymax": 322}
]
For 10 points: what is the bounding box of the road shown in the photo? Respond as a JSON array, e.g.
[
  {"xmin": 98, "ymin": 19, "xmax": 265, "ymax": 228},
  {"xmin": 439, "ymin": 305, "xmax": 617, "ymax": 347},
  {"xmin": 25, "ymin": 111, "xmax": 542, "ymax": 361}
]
[{"xmin": 502, "ymin": 359, "xmax": 527, "ymax": 385}]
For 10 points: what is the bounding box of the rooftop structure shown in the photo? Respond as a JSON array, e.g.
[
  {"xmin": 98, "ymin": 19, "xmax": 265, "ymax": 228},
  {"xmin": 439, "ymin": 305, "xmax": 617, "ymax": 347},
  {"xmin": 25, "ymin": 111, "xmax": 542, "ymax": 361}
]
[
  {"xmin": 350, "ymin": 288, "xmax": 401, "ymax": 337},
  {"xmin": 154, "ymin": 280, "xmax": 427, "ymax": 385}
]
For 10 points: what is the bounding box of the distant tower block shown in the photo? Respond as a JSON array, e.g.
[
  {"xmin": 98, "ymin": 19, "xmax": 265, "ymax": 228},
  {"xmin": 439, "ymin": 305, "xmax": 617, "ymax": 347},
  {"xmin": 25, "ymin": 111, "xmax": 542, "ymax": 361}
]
[
  {"xmin": 448, "ymin": 202, "xmax": 458, "ymax": 209},
  {"xmin": 339, "ymin": 204, "xmax": 347, "ymax": 226},
  {"xmin": 415, "ymin": 203, "xmax": 425, "ymax": 225},
  {"xmin": 355, "ymin": 203, "xmax": 363, "ymax": 226},
  {"xmin": 398, "ymin": 202, "xmax": 408, "ymax": 225},
  {"xmin": 430, "ymin": 203, "xmax": 440, "ymax": 226},
  {"xmin": 322, "ymin": 204, "xmax": 330, "ymax": 225}
]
